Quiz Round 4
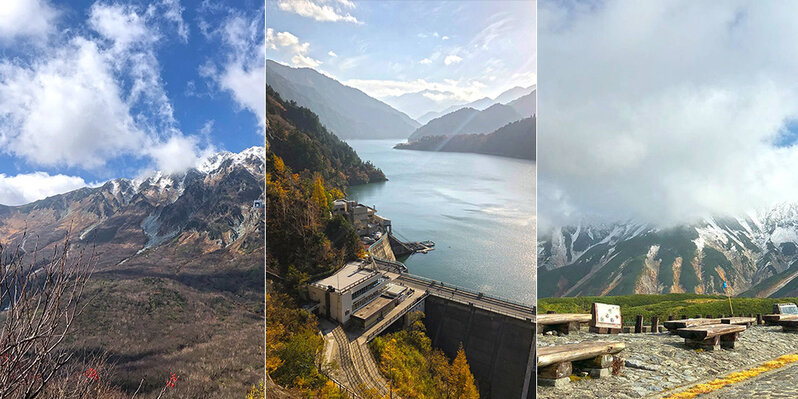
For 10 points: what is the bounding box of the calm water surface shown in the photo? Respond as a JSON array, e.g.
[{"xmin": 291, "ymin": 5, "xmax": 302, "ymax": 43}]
[{"xmin": 347, "ymin": 139, "xmax": 536, "ymax": 305}]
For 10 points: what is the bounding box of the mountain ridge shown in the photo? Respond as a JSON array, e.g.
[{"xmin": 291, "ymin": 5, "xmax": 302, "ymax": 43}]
[
  {"xmin": 415, "ymin": 85, "xmax": 535, "ymax": 124},
  {"xmin": 538, "ymin": 204, "xmax": 798, "ymax": 298},
  {"xmin": 265, "ymin": 60, "xmax": 419, "ymax": 139},
  {"xmin": 395, "ymin": 116, "xmax": 535, "ymax": 160}
]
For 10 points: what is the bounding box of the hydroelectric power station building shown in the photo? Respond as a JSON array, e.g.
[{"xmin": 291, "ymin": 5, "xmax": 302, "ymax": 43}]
[{"xmin": 307, "ymin": 261, "xmax": 409, "ymax": 329}]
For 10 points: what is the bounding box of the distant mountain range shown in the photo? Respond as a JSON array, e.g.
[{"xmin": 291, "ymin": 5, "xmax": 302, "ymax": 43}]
[
  {"xmin": 538, "ymin": 204, "xmax": 798, "ymax": 298},
  {"xmin": 408, "ymin": 91, "xmax": 536, "ymax": 142},
  {"xmin": 415, "ymin": 85, "xmax": 536, "ymax": 124},
  {"xmin": 395, "ymin": 116, "xmax": 535, "ymax": 160},
  {"xmin": 265, "ymin": 60, "xmax": 419, "ymax": 139}
]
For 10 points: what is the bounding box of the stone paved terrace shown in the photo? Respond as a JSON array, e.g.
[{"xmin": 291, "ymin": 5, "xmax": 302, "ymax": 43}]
[
  {"xmin": 537, "ymin": 325, "xmax": 798, "ymax": 399},
  {"xmin": 700, "ymin": 361, "xmax": 798, "ymax": 398}
]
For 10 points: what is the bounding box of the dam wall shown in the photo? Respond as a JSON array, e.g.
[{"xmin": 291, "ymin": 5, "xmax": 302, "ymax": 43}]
[
  {"xmin": 369, "ymin": 234, "xmax": 396, "ymax": 261},
  {"xmin": 423, "ymin": 295, "xmax": 536, "ymax": 399}
]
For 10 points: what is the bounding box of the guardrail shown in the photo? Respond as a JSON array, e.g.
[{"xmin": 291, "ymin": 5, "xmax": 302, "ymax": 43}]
[
  {"xmin": 365, "ymin": 291, "xmax": 429, "ymax": 342},
  {"xmin": 368, "ymin": 232, "xmax": 535, "ymax": 322},
  {"xmin": 320, "ymin": 371, "xmax": 361, "ymax": 399},
  {"xmin": 399, "ymin": 273, "xmax": 535, "ymax": 310}
]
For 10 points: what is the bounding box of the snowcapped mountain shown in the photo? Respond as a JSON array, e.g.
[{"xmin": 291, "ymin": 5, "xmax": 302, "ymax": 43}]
[
  {"xmin": 538, "ymin": 204, "xmax": 798, "ymax": 298},
  {"xmin": 0, "ymin": 147, "xmax": 264, "ymax": 269}
]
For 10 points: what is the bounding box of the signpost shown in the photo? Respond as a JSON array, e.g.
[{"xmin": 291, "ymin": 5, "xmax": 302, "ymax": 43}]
[{"xmin": 590, "ymin": 303, "xmax": 622, "ymax": 334}]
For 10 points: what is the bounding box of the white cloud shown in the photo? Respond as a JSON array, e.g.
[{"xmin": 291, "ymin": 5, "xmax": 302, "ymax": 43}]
[
  {"xmin": 0, "ymin": 0, "xmax": 58, "ymax": 42},
  {"xmin": 199, "ymin": 120, "xmax": 214, "ymax": 136},
  {"xmin": 0, "ymin": 38, "xmax": 147, "ymax": 169},
  {"xmin": 343, "ymin": 77, "xmax": 488, "ymax": 103},
  {"xmin": 155, "ymin": 0, "xmax": 189, "ymax": 42},
  {"xmin": 442, "ymin": 35, "xmax": 450, "ymax": 40},
  {"xmin": 147, "ymin": 134, "xmax": 216, "ymax": 174},
  {"xmin": 538, "ymin": 0, "xmax": 798, "ymax": 228},
  {"xmin": 266, "ymin": 28, "xmax": 321, "ymax": 68},
  {"xmin": 419, "ymin": 58, "xmax": 432, "ymax": 65},
  {"xmin": 0, "ymin": 172, "xmax": 88, "ymax": 206},
  {"xmin": 89, "ymin": 3, "xmax": 155, "ymax": 49},
  {"xmin": 444, "ymin": 55, "xmax": 463, "ymax": 65},
  {"xmin": 328, "ymin": 50, "xmax": 337, "ymax": 57},
  {"xmin": 0, "ymin": 1, "xmax": 210, "ymax": 174},
  {"xmin": 205, "ymin": 14, "xmax": 265, "ymax": 127},
  {"xmin": 277, "ymin": 0, "xmax": 362, "ymax": 24}
]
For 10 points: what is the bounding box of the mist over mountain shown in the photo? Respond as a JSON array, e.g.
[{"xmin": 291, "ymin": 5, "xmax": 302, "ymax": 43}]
[
  {"xmin": 382, "ymin": 89, "xmax": 469, "ymax": 121},
  {"xmin": 408, "ymin": 91, "xmax": 535, "ymax": 142},
  {"xmin": 265, "ymin": 60, "xmax": 419, "ymax": 139},
  {"xmin": 416, "ymin": 86, "xmax": 536, "ymax": 124},
  {"xmin": 538, "ymin": 204, "xmax": 798, "ymax": 298}
]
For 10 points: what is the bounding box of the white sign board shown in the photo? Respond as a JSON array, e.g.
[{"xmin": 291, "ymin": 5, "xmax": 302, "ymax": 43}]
[
  {"xmin": 592, "ymin": 302, "xmax": 622, "ymax": 329},
  {"xmin": 776, "ymin": 303, "xmax": 798, "ymax": 315}
]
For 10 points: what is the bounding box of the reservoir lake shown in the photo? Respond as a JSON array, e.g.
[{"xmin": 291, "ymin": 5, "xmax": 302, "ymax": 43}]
[{"xmin": 347, "ymin": 139, "xmax": 537, "ymax": 305}]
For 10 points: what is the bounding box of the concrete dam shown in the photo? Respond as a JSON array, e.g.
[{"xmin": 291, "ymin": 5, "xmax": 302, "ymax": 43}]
[{"xmin": 368, "ymin": 234, "xmax": 536, "ymax": 399}]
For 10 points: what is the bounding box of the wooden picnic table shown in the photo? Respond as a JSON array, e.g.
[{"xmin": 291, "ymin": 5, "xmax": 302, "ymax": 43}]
[
  {"xmin": 721, "ymin": 317, "xmax": 756, "ymax": 327},
  {"xmin": 537, "ymin": 341, "xmax": 626, "ymax": 387},
  {"xmin": 535, "ymin": 313, "xmax": 592, "ymax": 325},
  {"xmin": 663, "ymin": 318, "xmax": 720, "ymax": 332},
  {"xmin": 676, "ymin": 324, "xmax": 746, "ymax": 350},
  {"xmin": 537, "ymin": 341, "xmax": 626, "ymax": 367},
  {"xmin": 763, "ymin": 314, "xmax": 798, "ymax": 325},
  {"xmin": 535, "ymin": 313, "xmax": 591, "ymax": 335},
  {"xmin": 778, "ymin": 319, "xmax": 798, "ymax": 332}
]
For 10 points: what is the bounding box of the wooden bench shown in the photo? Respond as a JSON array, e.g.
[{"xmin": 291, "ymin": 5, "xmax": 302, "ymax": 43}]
[
  {"xmin": 777, "ymin": 319, "xmax": 798, "ymax": 333},
  {"xmin": 663, "ymin": 318, "xmax": 720, "ymax": 334},
  {"xmin": 764, "ymin": 303, "xmax": 798, "ymax": 325},
  {"xmin": 676, "ymin": 324, "xmax": 746, "ymax": 350},
  {"xmin": 721, "ymin": 317, "xmax": 756, "ymax": 327},
  {"xmin": 535, "ymin": 313, "xmax": 592, "ymax": 335},
  {"xmin": 537, "ymin": 341, "xmax": 626, "ymax": 387},
  {"xmin": 763, "ymin": 314, "xmax": 798, "ymax": 325}
]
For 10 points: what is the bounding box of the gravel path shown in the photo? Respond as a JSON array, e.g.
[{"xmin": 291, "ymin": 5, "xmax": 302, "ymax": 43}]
[{"xmin": 536, "ymin": 325, "xmax": 798, "ymax": 398}]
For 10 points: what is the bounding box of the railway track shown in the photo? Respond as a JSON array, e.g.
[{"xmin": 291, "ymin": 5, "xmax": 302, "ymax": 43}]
[
  {"xmin": 331, "ymin": 326, "xmax": 368, "ymax": 396},
  {"xmin": 351, "ymin": 340, "xmax": 390, "ymax": 395}
]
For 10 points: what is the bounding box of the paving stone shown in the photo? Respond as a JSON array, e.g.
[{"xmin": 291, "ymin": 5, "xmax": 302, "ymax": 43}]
[{"xmin": 536, "ymin": 325, "xmax": 798, "ymax": 398}]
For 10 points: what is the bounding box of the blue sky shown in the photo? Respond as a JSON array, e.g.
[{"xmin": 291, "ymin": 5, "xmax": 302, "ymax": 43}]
[
  {"xmin": 0, "ymin": 0, "xmax": 264, "ymax": 205},
  {"xmin": 266, "ymin": 0, "xmax": 536, "ymax": 118}
]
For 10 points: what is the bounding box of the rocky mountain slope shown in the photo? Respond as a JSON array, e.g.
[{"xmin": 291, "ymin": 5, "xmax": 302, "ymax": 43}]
[
  {"xmin": 265, "ymin": 60, "xmax": 419, "ymax": 139},
  {"xmin": 0, "ymin": 147, "xmax": 264, "ymax": 265},
  {"xmin": 538, "ymin": 204, "xmax": 798, "ymax": 298},
  {"xmin": 0, "ymin": 147, "xmax": 265, "ymax": 395}
]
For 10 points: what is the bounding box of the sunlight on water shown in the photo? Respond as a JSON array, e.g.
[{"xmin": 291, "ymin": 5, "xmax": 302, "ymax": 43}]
[{"xmin": 347, "ymin": 139, "xmax": 537, "ymax": 305}]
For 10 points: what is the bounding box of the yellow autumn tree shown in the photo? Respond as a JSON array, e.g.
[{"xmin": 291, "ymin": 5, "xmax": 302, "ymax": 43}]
[
  {"xmin": 245, "ymin": 381, "xmax": 265, "ymax": 399},
  {"xmin": 329, "ymin": 187, "xmax": 344, "ymax": 201},
  {"xmin": 273, "ymin": 155, "xmax": 285, "ymax": 173},
  {"xmin": 311, "ymin": 175, "xmax": 329, "ymax": 212},
  {"xmin": 448, "ymin": 345, "xmax": 479, "ymax": 399},
  {"xmin": 265, "ymin": 294, "xmax": 285, "ymax": 374}
]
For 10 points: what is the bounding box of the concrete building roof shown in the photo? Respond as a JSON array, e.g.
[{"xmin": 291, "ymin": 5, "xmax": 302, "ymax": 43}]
[
  {"xmin": 312, "ymin": 262, "xmax": 378, "ymax": 292},
  {"xmin": 352, "ymin": 296, "xmax": 394, "ymax": 321},
  {"xmin": 384, "ymin": 283, "xmax": 407, "ymax": 298}
]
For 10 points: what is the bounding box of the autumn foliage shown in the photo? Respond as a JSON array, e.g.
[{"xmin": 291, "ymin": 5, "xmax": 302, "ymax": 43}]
[{"xmin": 370, "ymin": 314, "xmax": 479, "ymax": 398}]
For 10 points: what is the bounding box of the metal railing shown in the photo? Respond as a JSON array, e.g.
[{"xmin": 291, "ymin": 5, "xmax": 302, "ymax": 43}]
[
  {"xmin": 399, "ymin": 273, "xmax": 535, "ymax": 310},
  {"xmin": 365, "ymin": 291, "xmax": 429, "ymax": 342}
]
